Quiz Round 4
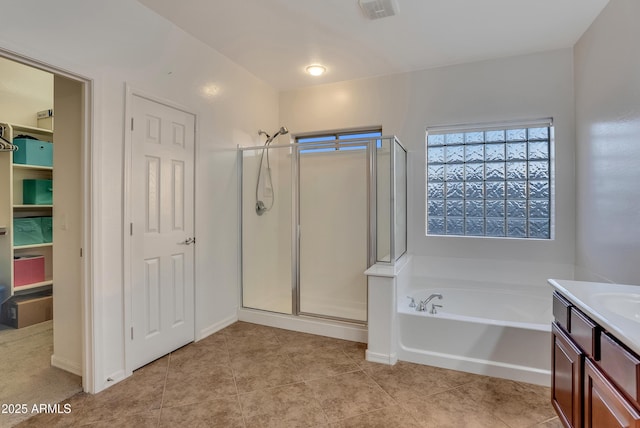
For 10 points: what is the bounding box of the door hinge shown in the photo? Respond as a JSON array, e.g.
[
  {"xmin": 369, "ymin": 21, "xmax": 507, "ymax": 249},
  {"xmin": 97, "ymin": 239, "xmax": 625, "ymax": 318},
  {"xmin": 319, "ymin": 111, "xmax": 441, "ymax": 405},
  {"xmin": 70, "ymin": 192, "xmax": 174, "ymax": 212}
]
[
  {"xmin": 131, "ymin": 327, "xmax": 134, "ymax": 340},
  {"xmin": 80, "ymin": 248, "xmax": 83, "ymax": 257},
  {"xmin": 130, "ymin": 223, "xmax": 133, "ymax": 236},
  {"xmin": 131, "ymin": 117, "xmax": 134, "ymax": 131}
]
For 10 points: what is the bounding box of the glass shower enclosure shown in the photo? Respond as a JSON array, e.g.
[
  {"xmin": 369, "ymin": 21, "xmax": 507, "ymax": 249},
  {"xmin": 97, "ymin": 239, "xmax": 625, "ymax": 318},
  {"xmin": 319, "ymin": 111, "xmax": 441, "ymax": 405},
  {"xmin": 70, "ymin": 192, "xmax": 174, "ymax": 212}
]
[{"xmin": 239, "ymin": 136, "xmax": 406, "ymax": 324}]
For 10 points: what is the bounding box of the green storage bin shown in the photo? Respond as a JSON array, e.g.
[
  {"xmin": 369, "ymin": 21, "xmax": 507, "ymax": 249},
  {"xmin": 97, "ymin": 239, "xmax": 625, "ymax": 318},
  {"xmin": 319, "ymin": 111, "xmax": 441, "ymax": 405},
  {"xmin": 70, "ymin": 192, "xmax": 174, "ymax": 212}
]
[
  {"xmin": 23, "ymin": 179, "xmax": 53, "ymax": 205},
  {"xmin": 13, "ymin": 218, "xmax": 44, "ymax": 246},
  {"xmin": 41, "ymin": 217, "xmax": 53, "ymax": 243},
  {"xmin": 13, "ymin": 138, "xmax": 53, "ymax": 167}
]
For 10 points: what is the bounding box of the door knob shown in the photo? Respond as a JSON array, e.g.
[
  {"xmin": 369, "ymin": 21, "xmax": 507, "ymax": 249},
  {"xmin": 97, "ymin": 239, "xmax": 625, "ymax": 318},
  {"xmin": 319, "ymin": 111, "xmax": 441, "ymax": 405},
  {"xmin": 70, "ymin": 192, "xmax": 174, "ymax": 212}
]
[{"xmin": 179, "ymin": 237, "xmax": 195, "ymax": 245}]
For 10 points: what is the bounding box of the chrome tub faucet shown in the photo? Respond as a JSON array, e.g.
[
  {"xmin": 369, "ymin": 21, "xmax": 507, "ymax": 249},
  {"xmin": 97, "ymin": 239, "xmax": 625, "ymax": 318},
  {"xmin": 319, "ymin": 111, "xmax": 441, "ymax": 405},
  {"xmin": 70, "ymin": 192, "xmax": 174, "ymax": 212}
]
[{"xmin": 417, "ymin": 293, "xmax": 443, "ymax": 312}]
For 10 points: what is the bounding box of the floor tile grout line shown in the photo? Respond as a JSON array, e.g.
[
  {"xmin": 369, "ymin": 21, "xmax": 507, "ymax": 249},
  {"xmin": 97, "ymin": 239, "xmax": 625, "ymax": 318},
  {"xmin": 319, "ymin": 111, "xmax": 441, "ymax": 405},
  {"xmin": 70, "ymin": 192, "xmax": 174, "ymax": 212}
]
[
  {"xmin": 228, "ymin": 364, "xmax": 365, "ymax": 396},
  {"xmin": 230, "ymin": 326, "xmax": 353, "ymax": 426},
  {"xmin": 298, "ymin": 367, "xmax": 364, "ymax": 384},
  {"xmin": 537, "ymin": 415, "xmax": 561, "ymax": 425},
  {"xmin": 154, "ymin": 352, "xmax": 172, "ymax": 427},
  {"xmin": 329, "ymin": 403, "xmax": 423, "ymax": 427},
  {"xmin": 306, "ymin": 366, "xmax": 402, "ymax": 425},
  {"xmin": 231, "ymin": 328, "xmax": 302, "ymax": 427},
  {"xmin": 304, "ymin": 370, "xmax": 417, "ymax": 427},
  {"xmin": 358, "ymin": 363, "xmax": 497, "ymax": 426},
  {"xmin": 220, "ymin": 330, "xmax": 249, "ymax": 428},
  {"xmin": 236, "ymin": 379, "xmax": 310, "ymax": 397},
  {"xmin": 458, "ymin": 382, "xmax": 538, "ymax": 428},
  {"xmin": 301, "ymin": 378, "xmax": 335, "ymax": 425},
  {"xmin": 375, "ymin": 380, "xmax": 481, "ymax": 428},
  {"xmin": 358, "ymin": 364, "xmax": 403, "ymax": 406}
]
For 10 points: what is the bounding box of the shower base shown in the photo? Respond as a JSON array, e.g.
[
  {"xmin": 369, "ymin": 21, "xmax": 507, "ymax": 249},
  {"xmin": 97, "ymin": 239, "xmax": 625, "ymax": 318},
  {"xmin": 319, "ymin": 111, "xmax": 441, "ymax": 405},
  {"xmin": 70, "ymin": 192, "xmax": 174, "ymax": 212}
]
[
  {"xmin": 238, "ymin": 306, "xmax": 367, "ymax": 343},
  {"xmin": 243, "ymin": 295, "xmax": 366, "ymax": 323}
]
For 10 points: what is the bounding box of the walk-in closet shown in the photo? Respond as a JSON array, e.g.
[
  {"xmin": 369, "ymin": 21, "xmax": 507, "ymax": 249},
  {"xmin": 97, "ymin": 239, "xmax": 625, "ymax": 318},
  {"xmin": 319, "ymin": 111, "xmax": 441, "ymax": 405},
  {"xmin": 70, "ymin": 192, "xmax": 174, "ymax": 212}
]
[{"xmin": 0, "ymin": 56, "xmax": 83, "ymax": 427}]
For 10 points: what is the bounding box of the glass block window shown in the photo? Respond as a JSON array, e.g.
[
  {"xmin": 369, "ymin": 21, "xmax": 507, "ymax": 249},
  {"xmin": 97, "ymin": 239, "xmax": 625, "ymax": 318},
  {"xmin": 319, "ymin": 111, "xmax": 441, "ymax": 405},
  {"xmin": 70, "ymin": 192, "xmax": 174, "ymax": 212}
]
[{"xmin": 426, "ymin": 120, "xmax": 552, "ymax": 239}]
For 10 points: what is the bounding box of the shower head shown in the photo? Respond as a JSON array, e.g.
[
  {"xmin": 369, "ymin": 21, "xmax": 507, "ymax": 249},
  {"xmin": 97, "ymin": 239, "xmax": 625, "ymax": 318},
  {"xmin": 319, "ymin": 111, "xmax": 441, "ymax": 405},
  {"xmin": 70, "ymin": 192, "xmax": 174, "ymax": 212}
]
[
  {"xmin": 261, "ymin": 126, "xmax": 289, "ymax": 145},
  {"xmin": 255, "ymin": 126, "xmax": 288, "ymax": 216}
]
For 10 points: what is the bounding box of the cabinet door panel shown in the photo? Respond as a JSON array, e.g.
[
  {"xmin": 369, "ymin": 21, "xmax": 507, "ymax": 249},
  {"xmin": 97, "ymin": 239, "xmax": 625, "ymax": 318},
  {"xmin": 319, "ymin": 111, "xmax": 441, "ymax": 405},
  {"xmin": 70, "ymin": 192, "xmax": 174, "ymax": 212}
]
[
  {"xmin": 585, "ymin": 359, "xmax": 640, "ymax": 428},
  {"xmin": 552, "ymin": 322, "xmax": 583, "ymax": 428}
]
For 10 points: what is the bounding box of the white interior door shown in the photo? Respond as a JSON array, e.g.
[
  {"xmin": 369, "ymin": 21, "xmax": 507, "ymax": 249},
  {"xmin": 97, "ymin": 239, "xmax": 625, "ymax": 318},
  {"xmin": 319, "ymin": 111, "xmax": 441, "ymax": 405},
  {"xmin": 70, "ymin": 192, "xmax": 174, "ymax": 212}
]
[{"xmin": 130, "ymin": 95, "xmax": 195, "ymax": 370}]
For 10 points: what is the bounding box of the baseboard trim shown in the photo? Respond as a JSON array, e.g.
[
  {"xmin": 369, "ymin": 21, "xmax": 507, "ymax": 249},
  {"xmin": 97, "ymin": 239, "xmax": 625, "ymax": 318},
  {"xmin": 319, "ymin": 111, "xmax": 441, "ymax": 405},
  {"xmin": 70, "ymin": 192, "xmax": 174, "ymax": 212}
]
[
  {"xmin": 99, "ymin": 369, "xmax": 126, "ymax": 392},
  {"xmin": 51, "ymin": 354, "xmax": 82, "ymax": 377},
  {"xmin": 197, "ymin": 313, "xmax": 238, "ymax": 341},
  {"xmin": 398, "ymin": 346, "xmax": 551, "ymax": 386},
  {"xmin": 365, "ymin": 350, "xmax": 398, "ymax": 365}
]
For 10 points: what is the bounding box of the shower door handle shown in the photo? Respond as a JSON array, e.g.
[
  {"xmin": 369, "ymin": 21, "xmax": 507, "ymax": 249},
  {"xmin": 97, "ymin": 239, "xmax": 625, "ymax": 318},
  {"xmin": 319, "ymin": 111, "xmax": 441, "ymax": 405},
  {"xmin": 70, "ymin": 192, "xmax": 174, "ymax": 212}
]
[{"xmin": 179, "ymin": 237, "xmax": 196, "ymax": 245}]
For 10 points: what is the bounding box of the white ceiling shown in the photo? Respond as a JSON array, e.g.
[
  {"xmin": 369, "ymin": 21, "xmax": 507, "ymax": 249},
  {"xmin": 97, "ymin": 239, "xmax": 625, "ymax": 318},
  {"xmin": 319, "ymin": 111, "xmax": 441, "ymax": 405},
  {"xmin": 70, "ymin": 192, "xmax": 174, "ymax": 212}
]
[{"xmin": 138, "ymin": 0, "xmax": 609, "ymax": 91}]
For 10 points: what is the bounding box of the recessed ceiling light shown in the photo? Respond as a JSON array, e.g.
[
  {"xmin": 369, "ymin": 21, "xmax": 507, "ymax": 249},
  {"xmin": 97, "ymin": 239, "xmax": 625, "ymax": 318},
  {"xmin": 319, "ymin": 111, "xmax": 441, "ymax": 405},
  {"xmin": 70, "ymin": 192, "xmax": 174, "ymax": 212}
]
[{"xmin": 305, "ymin": 64, "xmax": 326, "ymax": 76}]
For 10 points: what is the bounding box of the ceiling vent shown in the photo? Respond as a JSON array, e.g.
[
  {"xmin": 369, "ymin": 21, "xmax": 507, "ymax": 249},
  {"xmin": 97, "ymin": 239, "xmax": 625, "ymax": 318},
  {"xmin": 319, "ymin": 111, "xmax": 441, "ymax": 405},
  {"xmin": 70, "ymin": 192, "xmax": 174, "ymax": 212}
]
[{"xmin": 358, "ymin": 0, "xmax": 399, "ymax": 20}]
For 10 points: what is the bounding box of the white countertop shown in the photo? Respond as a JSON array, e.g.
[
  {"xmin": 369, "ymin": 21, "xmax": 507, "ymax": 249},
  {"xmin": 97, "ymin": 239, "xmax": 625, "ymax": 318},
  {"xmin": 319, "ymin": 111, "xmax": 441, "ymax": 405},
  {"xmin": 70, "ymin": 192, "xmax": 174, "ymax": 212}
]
[{"xmin": 548, "ymin": 279, "xmax": 640, "ymax": 356}]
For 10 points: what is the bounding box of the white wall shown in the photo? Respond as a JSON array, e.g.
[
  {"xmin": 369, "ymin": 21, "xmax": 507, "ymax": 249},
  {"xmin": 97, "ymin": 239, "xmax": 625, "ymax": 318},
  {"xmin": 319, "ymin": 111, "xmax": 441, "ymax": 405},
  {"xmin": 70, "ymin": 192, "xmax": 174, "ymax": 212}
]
[
  {"xmin": 52, "ymin": 75, "xmax": 83, "ymax": 375},
  {"xmin": 0, "ymin": 0, "xmax": 278, "ymax": 392},
  {"xmin": 0, "ymin": 57, "xmax": 52, "ymax": 126},
  {"xmin": 280, "ymin": 49, "xmax": 577, "ymax": 287},
  {"xmin": 574, "ymin": 0, "xmax": 640, "ymax": 284}
]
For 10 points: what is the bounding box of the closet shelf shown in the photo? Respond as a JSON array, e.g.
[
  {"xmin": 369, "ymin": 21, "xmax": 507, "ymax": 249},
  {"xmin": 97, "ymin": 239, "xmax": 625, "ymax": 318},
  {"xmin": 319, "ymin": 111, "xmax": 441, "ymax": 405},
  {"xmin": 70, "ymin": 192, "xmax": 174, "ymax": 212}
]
[
  {"xmin": 13, "ymin": 164, "xmax": 53, "ymax": 171},
  {"xmin": 14, "ymin": 243, "xmax": 53, "ymax": 250},
  {"xmin": 2, "ymin": 120, "xmax": 56, "ymax": 301},
  {"xmin": 10, "ymin": 123, "xmax": 53, "ymax": 136},
  {"xmin": 0, "ymin": 122, "xmax": 55, "ymax": 296},
  {"xmin": 13, "ymin": 204, "xmax": 53, "ymax": 209},
  {"xmin": 14, "ymin": 280, "xmax": 53, "ymax": 292}
]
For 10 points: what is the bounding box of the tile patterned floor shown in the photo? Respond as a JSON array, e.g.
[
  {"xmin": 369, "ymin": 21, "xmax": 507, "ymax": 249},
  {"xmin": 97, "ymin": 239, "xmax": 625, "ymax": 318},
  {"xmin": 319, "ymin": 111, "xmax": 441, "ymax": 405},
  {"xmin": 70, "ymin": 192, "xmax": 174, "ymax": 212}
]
[{"xmin": 17, "ymin": 321, "xmax": 563, "ymax": 427}]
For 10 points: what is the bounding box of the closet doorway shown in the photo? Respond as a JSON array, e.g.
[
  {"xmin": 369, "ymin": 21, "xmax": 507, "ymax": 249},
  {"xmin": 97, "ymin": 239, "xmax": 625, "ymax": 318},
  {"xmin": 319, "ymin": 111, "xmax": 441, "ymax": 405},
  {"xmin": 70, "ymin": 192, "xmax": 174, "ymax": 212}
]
[{"xmin": 0, "ymin": 54, "xmax": 89, "ymax": 426}]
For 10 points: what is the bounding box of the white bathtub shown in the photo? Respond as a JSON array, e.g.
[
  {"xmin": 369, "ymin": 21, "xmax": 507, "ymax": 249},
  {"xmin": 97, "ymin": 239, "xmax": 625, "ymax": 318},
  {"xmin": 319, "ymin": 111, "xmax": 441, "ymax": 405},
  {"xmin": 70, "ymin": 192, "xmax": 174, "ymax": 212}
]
[{"xmin": 399, "ymin": 284, "xmax": 553, "ymax": 386}]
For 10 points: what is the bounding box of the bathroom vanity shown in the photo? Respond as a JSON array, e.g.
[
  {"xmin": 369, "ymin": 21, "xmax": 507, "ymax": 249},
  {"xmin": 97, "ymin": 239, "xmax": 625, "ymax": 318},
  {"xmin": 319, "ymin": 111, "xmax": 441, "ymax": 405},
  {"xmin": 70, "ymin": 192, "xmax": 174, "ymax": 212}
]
[{"xmin": 549, "ymin": 279, "xmax": 640, "ymax": 428}]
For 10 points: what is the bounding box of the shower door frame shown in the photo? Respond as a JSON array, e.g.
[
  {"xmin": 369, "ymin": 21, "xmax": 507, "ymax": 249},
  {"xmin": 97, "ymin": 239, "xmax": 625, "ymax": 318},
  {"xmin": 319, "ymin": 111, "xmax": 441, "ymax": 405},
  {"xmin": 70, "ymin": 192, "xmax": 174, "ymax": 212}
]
[
  {"xmin": 292, "ymin": 138, "xmax": 376, "ymax": 324},
  {"xmin": 239, "ymin": 136, "xmax": 404, "ymax": 325}
]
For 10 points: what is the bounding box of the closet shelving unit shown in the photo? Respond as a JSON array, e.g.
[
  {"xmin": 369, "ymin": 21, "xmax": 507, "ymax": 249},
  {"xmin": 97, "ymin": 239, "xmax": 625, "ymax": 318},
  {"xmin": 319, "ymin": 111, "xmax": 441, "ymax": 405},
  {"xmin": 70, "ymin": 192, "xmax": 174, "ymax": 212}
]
[{"xmin": 0, "ymin": 122, "xmax": 54, "ymax": 296}]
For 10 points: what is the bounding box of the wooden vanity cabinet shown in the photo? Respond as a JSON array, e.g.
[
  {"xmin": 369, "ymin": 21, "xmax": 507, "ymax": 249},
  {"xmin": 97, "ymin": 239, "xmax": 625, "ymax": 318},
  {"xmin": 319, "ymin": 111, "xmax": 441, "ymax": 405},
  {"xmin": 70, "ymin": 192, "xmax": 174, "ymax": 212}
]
[
  {"xmin": 551, "ymin": 291, "xmax": 640, "ymax": 428},
  {"xmin": 552, "ymin": 322, "xmax": 583, "ymax": 428}
]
